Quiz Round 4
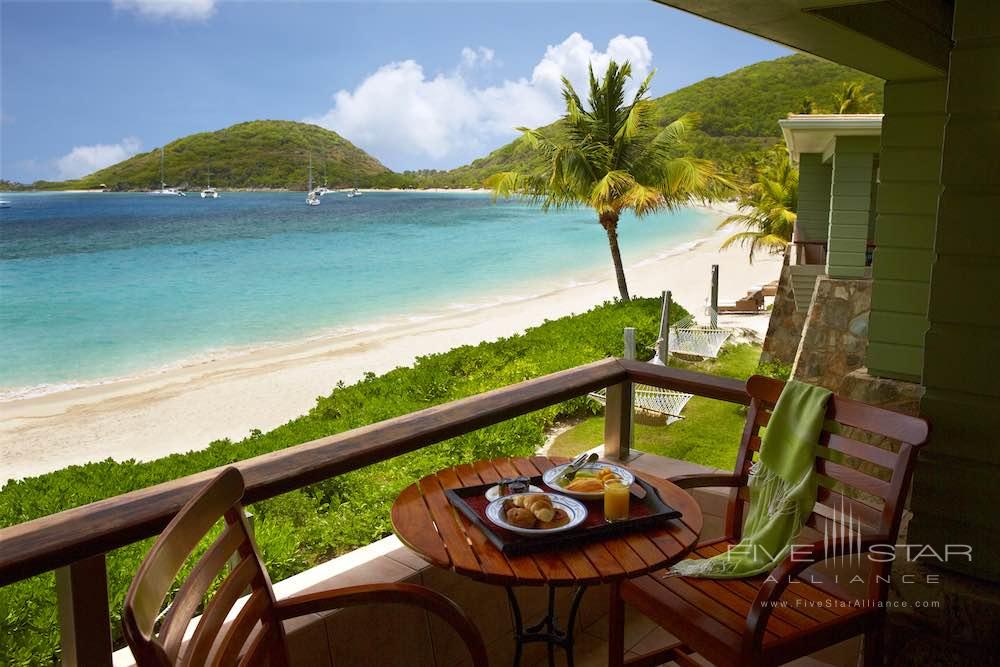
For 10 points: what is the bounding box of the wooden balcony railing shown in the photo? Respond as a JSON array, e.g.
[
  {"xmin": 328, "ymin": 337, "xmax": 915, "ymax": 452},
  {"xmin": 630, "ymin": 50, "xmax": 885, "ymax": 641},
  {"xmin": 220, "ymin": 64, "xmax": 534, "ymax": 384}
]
[{"xmin": 0, "ymin": 359, "xmax": 749, "ymax": 666}]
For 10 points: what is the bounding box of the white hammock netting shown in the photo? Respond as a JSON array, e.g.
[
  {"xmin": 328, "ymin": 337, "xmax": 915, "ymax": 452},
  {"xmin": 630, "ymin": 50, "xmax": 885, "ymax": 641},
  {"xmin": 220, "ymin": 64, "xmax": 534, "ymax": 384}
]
[
  {"xmin": 667, "ymin": 327, "xmax": 732, "ymax": 359},
  {"xmin": 587, "ymin": 296, "xmax": 731, "ymax": 425},
  {"xmin": 588, "ymin": 386, "xmax": 694, "ymax": 425}
]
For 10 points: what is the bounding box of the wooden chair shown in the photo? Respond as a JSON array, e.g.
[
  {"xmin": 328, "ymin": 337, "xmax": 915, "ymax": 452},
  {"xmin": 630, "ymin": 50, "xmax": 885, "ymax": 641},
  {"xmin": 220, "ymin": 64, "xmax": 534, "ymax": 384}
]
[
  {"xmin": 122, "ymin": 467, "xmax": 488, "ymax": 667},
  {"xmin": 610, "ymin": 375, "xmax": 930, "ymax": 667}
]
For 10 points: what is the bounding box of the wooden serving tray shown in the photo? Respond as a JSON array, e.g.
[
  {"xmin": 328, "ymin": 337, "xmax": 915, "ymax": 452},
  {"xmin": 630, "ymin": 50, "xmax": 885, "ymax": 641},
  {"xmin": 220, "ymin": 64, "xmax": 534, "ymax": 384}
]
[{"xmin": 445, "ymin": 475, "xmax": 682, "ymax": 556}]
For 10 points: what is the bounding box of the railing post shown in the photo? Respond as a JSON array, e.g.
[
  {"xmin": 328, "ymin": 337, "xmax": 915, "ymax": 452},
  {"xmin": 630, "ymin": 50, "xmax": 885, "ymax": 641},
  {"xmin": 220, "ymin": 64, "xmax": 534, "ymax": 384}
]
[
  {"xmin": 56, "ymin": 554, "xmax": 113, "ymax": 667},
  {"xmin": 604, "ymin": 328, "xmax": 635, "ymax": 461},
  {"xmin": 654, "ymin": 290, "xmax": 672, "ymax": 364},
  {"xmin": 710, "ymin": 264, "xmax": 719, "ymax": 328}
]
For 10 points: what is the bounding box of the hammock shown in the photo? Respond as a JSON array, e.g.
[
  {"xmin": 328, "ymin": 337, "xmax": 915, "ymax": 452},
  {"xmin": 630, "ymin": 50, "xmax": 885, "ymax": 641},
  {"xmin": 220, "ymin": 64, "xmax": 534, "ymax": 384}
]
[
  {"xmin": 588, "ymin": 294, "xmax": 694, "ymax": 424},
  {"xmin": 668, "ymin": 326, "xmax": 732, "ymax": 359},
  {"xmin": 664, "ymin": 307, "xmax": 732, "ymax": 359},
  {"xmin": 588, "ymin": 385, "xmax": 693, "ymax": 425}
]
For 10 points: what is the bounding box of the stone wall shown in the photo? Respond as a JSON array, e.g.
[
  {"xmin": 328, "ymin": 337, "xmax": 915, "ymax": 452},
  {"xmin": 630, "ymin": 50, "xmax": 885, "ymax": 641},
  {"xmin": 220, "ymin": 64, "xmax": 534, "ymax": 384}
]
[
  {"xmin": 839, "ymin": 369, "xmax": 924, "ymax": 416},
  {"xmin": 791, "ymin": 277, "xmax": 872, "ymax": 394},
  {"xmin": 760, "ymin": 263, "xmax": 806, "ymax": 367}
]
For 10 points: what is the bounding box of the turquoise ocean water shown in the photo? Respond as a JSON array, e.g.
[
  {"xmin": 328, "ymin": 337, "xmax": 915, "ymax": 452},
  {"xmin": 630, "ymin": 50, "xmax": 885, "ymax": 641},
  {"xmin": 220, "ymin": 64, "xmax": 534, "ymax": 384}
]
[{"xmin": 0, "ymin": 191, "xmax": 717, "ymax": 398}]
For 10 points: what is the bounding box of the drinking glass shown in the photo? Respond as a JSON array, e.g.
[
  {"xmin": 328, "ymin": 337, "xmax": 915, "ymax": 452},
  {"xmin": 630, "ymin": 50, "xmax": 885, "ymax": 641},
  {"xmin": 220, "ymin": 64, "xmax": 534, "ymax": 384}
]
[{"xmin": 603, "ymin": 479, "xmax": 630, "ymax": 522}]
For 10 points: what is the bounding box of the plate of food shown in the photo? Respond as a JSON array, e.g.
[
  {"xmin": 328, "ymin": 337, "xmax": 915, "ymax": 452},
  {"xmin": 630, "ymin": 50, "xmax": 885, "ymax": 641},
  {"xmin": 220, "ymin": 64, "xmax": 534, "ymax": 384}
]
[
  {"xmin": 542, "ymin": 462, "xmax": 635, "ymax": 499},
  {"xmin": 485, "ymin": 492, "xmax": 587, "ymax": 536}
]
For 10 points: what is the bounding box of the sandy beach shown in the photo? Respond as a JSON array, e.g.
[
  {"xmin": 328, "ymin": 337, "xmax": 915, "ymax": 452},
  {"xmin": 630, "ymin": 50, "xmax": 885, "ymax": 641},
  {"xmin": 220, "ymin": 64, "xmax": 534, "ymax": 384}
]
[{"xmin": 0, "ymin": 204, "xmax": 781, "ymax": 481}]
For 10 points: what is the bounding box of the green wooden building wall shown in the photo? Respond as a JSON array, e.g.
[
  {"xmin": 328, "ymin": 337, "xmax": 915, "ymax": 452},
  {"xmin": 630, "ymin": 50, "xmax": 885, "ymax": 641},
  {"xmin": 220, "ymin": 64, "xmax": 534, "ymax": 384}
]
[
  {"xmin": 909, "ymin": 0, "xmax": 1000, "ymax": 582},
  {"xmin": 866, "ymin": 79, "xmax": 947, "ymax": 382},
  {"xmin": 826, "ymin": 136, "xmax": 879, "ymax": 279},
  {"xmin": 796, "ymin": 153, "xmax": 832, "ymax": 242}
]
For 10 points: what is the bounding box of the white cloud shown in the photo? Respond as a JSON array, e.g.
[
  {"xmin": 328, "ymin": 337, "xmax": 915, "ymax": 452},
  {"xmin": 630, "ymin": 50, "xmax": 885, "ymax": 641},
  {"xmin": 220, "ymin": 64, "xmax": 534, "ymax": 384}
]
[
  {"xmin": 112, "ymin": 0, "xmax": 216, "ymax": 21},
  {"xmin": 55, "ymin": 137, "xmax": 142, "ymax": 180},
  {"xmin": 305, "ymin": 33, "xmax": 653, "ymax": 169},
  {"xmin": 460, "ymin": 46, "xmax": 496, "ymax": 69}
]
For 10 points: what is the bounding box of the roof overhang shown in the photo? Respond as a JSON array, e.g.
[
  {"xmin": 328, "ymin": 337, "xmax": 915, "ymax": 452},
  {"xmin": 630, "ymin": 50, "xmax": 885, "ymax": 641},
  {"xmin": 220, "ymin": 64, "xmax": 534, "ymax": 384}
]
[
  {"xmin": 652, "ymin": 1, "xmax": 952, "ymax": 82},
  {"xmin": 779, "ymin": 114, "xmax": 883, "ymax": 164}
]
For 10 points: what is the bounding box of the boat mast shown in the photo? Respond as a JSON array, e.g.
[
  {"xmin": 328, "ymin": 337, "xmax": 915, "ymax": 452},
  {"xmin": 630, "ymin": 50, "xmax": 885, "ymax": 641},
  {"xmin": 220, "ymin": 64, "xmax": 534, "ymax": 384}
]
[
  {"xmin": 160, "ymin": 147, "xmax": 165, "ymax": 190},
  {"xmin": 308, "ymin": 154, "xmax": 313, "ymax": 192}
]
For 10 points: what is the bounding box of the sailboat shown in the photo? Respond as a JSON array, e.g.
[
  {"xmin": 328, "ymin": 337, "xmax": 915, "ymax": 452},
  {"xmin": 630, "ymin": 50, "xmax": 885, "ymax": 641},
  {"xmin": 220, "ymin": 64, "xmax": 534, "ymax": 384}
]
[
  {"xmin": 315, "ymin": 162, "xmax": 331, "ymax": 196},
  {"xmin": 306, "ymin": 155, "xmax": 320, "ymax": 206},
  {"xmin": 200, "ymin": 166, "xmax": 219, "ymax": 199},
  {"xmin": 151, "ymin": 148, "xmax": 185, "ymax": 196}
]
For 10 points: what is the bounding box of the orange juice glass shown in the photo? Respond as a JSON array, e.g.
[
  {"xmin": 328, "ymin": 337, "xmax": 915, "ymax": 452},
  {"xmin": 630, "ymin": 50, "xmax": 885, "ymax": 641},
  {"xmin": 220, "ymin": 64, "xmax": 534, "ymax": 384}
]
[{"xmin": 603, "ymin": 479, "xmax": 630, "ymax": 522}]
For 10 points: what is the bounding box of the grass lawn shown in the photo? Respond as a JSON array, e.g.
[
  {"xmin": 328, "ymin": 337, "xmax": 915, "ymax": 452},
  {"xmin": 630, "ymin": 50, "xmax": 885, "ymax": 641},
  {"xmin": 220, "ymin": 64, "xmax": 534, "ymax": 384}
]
[{"xmin": 549, "ymin": 343, "xmax": 763, "ymax": 470}]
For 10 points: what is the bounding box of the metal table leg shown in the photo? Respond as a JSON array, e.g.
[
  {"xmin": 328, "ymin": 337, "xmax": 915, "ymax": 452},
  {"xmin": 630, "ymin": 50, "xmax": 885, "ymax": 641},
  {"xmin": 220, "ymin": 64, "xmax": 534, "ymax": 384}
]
[{"xmin": 506, "ymin": 584, "xmax": 588, "ymax": 667}]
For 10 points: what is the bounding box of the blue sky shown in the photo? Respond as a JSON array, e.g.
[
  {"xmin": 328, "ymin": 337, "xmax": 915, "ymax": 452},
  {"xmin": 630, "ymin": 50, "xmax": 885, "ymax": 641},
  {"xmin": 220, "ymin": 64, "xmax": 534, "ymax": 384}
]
[{"xmin": 0, "ymin": 1, "xmax": 788, "ymax": 182}]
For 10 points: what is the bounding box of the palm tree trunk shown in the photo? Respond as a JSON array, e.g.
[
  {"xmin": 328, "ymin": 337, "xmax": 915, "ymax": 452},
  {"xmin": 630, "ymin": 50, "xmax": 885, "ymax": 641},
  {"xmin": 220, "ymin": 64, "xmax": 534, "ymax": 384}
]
[{"xmin": 600, "ymin": 212, "xmax": 630, "ymax": 302}]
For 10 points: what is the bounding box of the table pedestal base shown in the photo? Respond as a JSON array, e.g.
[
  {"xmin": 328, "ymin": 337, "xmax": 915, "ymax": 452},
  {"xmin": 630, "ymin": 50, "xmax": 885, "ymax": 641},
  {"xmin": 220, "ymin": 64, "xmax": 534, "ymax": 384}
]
[{"xmin": 505, "ymin": 584, "xmax": 588, "ymax": 667}]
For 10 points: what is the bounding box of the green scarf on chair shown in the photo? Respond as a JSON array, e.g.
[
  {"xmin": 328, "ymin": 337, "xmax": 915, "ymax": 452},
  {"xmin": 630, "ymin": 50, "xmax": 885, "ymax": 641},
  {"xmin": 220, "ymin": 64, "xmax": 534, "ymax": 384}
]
[{"xmin": 670, "ymin": 380, "xmax": 832, "ymax": 579}]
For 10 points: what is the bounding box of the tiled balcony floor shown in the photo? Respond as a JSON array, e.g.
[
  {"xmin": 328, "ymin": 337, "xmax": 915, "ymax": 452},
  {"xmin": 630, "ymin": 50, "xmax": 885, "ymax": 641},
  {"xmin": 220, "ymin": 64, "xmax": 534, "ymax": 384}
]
[{"xmin": 525, "ymin": 601, "xmax": 860, "ymax": 667}]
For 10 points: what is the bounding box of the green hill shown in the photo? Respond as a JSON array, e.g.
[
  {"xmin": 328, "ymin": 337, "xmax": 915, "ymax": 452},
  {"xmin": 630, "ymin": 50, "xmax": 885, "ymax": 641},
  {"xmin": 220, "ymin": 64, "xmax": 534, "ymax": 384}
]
[
  {"xmin": 46, "ymin": 120, "xmax": 393, "ymax": 191},
  {"xmin": 424, "ymin": 53, "xmax": 883, "ymax": 187},
  {"xmin": 28, "ymin": 54, "xmax": 882, "ymax": 191}
]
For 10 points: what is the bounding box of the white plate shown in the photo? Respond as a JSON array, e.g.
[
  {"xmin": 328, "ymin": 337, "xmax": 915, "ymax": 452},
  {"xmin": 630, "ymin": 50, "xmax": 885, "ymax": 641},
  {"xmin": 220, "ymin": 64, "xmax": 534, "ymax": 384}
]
[
  {"xmin": 485, "ymin": 484, "xmax": 544, "ymax": 502},
  {"xmin": 542, "ymin": 463, "xmax": 635, "ymax": 499},
  {"xmin": 485, "ymin": 493, "xmax": 588, "ymax": 536}
]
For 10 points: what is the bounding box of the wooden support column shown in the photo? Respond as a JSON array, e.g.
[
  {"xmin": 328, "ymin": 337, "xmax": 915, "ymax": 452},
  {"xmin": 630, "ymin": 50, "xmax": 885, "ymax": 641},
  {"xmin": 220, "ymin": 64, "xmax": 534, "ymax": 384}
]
[
  {"xmin": 604, "ymin": 329, "xmax": 635, "ymax": 461},
  {"xmin": 710, "ymin": 265, "xmax": 719, "ymax": 328},
  {"xmin": 56, "ymin": 554, "xmax": 113, "ymax": 667}
]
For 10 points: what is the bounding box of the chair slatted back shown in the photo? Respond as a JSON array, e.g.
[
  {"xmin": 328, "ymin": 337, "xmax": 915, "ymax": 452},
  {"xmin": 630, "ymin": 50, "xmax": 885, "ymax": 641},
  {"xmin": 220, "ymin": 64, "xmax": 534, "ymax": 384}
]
[
  {"xmin": 727, "ymin": 377, "xmax": 930, "ymax": 565},
  {"xmin": 123, "ymin": 468, "xmax": 287, "ymax": 667}
]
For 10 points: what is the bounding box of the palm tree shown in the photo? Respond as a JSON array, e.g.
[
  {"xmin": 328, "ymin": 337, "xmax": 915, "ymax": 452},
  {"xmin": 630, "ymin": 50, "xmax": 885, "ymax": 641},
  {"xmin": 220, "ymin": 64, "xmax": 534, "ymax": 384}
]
[
  {"xmin": 832, "ymin": 82, "xmax": 875, "ymax": 114},
  {"xmin": 486, "ymin": 60, "xmax": 726, "ymax": 302},
  {"xmin": 719, "ymin": 148, "xmax": 798, "ymax": 263},
  {"xmin": 797, "ymin": 97, "xmax": 818, "ymax": 114}
]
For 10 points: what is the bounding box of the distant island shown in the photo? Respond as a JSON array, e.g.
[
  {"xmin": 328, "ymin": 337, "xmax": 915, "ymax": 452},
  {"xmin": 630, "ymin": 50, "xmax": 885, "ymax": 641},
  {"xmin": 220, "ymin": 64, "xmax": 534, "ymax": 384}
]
[{"xmin": 4, "ymin": 54, "xmax": 881, "ymax": 192}]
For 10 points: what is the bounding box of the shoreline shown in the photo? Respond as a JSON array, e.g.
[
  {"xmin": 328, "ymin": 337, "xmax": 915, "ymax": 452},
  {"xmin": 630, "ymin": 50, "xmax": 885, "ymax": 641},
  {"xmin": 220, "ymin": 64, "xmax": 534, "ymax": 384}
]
[
  {"xmin": 0, "ymin": 201, "xmax": 731, "ymax": 403},
  {"xmin": 0, "ymin": 187, "xmax": 491, "ymax": 194},
  {"xmin": 0, "ymin": 203, "xmax": 779, "ymax": 482}
]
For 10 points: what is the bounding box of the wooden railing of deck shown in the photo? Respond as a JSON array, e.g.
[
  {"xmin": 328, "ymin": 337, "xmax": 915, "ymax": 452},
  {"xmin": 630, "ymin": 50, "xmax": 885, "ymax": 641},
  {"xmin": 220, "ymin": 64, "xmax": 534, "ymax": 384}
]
[{"xmin": 0, "ymin": 359, "xmax": 748, "ymax": 666}]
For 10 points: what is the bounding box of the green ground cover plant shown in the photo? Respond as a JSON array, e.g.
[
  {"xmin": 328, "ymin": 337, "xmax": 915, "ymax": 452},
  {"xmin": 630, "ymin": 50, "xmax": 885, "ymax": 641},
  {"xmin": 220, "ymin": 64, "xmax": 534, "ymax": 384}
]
[
  {"xmin": 0, "ymin": 297, "xmax": 684, "ymax": 665},
  {"xmin": 549, "ymin": 343, "xmax": 772, "ymax": 469}
]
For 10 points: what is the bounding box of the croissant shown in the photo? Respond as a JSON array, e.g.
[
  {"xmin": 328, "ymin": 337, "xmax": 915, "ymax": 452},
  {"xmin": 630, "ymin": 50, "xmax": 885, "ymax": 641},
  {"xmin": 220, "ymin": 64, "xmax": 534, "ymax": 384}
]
[{"xmin": 512, "ymin": 494, "xmax": 555, "ymax": 522}]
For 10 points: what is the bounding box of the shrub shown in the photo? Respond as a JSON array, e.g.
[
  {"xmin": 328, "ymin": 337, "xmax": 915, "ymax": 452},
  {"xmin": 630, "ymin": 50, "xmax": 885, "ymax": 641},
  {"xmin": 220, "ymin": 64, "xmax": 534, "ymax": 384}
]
[{"xmin": 0, "ymin": 297, "xmax": 685, "ymax": 665}]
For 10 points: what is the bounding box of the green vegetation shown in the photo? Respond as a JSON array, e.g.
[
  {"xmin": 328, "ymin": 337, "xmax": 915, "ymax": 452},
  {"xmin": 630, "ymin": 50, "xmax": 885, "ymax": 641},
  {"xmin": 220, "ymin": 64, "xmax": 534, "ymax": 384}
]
[
  {"xmin": 38, "ymin": 120, "xmax": 394, "ymax": 192},
  {"xmin": 486, "ymin": 61, "xmax": 726, "ymax": 302},
  {"xmin": 830, "ymin": 81, "xmax": 878, "ymax": 114},
  {"xmin": 719, "ymin": 147, "xmax": 799, "ymax": 262},
  {"xmin": 0, "ymin": 297, "xmax": 686, "ymax": 665},
  {"xmin": 441, "ymin": 54, "xmax": 883, "ymax": 187},
  {"xmin": 549, "ymin": 343, "xmax": 763, "ymax": 469}
]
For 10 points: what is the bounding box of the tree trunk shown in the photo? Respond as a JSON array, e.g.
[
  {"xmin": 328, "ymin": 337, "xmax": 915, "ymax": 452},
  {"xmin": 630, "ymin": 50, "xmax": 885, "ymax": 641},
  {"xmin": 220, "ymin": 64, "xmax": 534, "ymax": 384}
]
[{"xmin": 600, "ymin": 212, "xmax": 630, "ymax": 302}]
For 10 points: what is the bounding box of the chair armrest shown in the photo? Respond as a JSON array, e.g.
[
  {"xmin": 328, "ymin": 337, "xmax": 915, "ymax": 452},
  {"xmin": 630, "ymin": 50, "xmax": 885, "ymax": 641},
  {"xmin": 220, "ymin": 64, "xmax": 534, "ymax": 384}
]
[
  {"xmin": 670, "ymin": 473, "xmax": 747, "ymax": 489},
  {"xmin": 743, "ymin": 534, "xmax": 890, "ymax": 653},
  {"xmin": 274, "ymin": 582, "xmax": 487, "ymax": 667}
]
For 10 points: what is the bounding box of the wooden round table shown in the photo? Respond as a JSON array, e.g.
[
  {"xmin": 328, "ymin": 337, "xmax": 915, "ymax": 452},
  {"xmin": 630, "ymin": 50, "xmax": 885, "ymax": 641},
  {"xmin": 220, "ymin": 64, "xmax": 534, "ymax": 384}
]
[{"xmin": 391, "ymin": 455, "xmax": 702, "ymax": 666}]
